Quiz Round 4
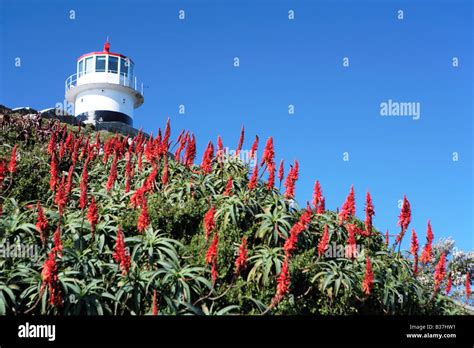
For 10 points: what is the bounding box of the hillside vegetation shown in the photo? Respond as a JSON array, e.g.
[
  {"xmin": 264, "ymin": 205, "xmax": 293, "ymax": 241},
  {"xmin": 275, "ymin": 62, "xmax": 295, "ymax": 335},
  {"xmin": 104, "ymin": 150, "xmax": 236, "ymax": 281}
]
[{"xmin": 0, "ymin": 108, "xmax": 472, "ymax": 315}]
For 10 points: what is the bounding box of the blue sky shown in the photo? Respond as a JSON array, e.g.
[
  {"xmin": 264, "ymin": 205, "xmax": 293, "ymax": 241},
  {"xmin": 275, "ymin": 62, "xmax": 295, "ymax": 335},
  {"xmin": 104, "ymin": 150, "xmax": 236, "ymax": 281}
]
[{"xmin": 0, "ymin": 0, "xmax": 472, "ymax": 252}]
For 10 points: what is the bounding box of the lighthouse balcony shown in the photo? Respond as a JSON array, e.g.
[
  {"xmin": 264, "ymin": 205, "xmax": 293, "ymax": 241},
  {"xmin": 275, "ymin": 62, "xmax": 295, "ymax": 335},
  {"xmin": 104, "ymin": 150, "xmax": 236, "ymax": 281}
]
[{"xmin": 66, "ymin": 72, "xmax": 143, "ymax": 95}]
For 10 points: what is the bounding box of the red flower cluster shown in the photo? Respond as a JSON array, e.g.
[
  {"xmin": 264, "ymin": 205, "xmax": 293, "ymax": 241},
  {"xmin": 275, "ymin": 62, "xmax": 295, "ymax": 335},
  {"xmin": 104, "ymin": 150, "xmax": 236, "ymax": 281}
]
[
  {"xmin": 54, "ymin": 175, "xmax": 67, "ymax": 215},
  {"xmin": 183, "ymin": 134, "xmax": 196, "ymax": 167},
  {"xmin": 137, "ymin": 197, "xmax": 150, "ymax": 233},
  {"xmin": 236, "ymin": 126, "xmax": 244, "ymax": 157},
  {"xmin": 433, "ymin": 252, "xmax": 446, "ymax": 294},
  {"xmin": 260, "ymin": 137, "xmax": 274, "ymax": 167},
  {"xmin": 250, "ymin": 135, "xmax": 259, "ymax": 159},
  {"xmin": 248, "ymin": 163, "xmax": 258, "ymax": 191},
  {"xmin": 284, "ymin": 205, "xmax": 312, "ymax": 256},
  {"xmin": 0, "ymin": 158, "xmax": 6, "ymax": 183},
  {"xmin": 235, "ymin": 237, "xmax": 248, "ymax": 274},
  {"xmin": 106, "ymin": 153, "xmax": 118, "ymax": 192},
  {"xmin": 87, "ymin": 196, "xmax": 99, "ymax": 234},
  {"xmin": 49, "ymin": 152, "xmax": 58, "ymax": 191},
  {"xmin": 152, "ymin": 289, "xmax": 158, "ymax": 315},
  {"xmin": 364, "ymin": 191, "xmax": 375, "ymax": 236},
  {"xmin": 161, "ymin": 157, "xmax": 169, "ymax": 185},
  {"xmin": 79, "ymin": 162, "xmax": 88, "ymax": 209},
  {"xmin": 35, "ymin": 202, "xmax": 48, "ymax": 245},
  {"xmin": 113, "ymin": 227, "xmax": 131, "ymax": 275},
  {"xmin": 52, "ymin": 225, "xmax": 63, "ymax": 257},
  {"xmin": 396, "ymin": 195, "xmax": 411, "ymax": 243},
  {"xmin": 284, "ymin": 160, "xmax": 299, "ymax": 199},
  {"xmin": 278, "ymin": 159, "xmax": 284, "ymax": 183},
  {"xmin": 410, "ymin": 229, "xmax": 419, "ymax": 276},
  {"xmin": 203, "ymin": 206, "xmax": 216, "ymax": 240},
  {"xmin": 41, "ymin": 250, "xmax": 63, "ymax": 307},
  {"xmin": 273, "ymin": 257, "xmax": 290, "ymax": 305},
  {"xmin": 446, "ymin": 273, "xmax": 452, "ymax": 295},
  {"xmin": 339, "ymin": 185, "xmax": 355, "ymax": 223},
  {"xmin": 200, "ymin": 141, "xmax": 214, "ymax": 173},
  {"xmin": 345, "ymin": 223, "xmax": 357, "ymax": 259},
  {"xmin": 205, "ymin": 234, "xmax": 219, "ymax": 284},
  {"xmin": 312, "ymin": 180, "xmax": 323, "ymax": 213},
  {"xmin": 420, "ymin": 220, "xmax": 434, "ymax": 264},
  {"xmin": 8, "ymin": 144, "xmax": 17, "ymax": 174},
  {"xmin": 317, "ymin": 224, "xmax": 329, "ymax": 257},
  {"xmin": 362, "ymin": 256, "xmax": 374, "ymax": 295}
]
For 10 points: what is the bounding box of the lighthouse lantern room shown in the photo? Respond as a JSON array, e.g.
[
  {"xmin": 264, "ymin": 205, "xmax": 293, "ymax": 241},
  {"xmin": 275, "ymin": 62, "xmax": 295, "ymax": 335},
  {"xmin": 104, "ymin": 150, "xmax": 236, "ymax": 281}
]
[{"xmin": 65, "ymin": 40, "xmax": 144, "ymax": 126}]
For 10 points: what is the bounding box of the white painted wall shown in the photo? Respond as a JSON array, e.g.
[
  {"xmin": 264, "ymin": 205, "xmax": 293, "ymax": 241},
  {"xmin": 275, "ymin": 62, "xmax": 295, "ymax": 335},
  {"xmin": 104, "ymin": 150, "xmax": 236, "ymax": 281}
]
[{"xmin": 74, "ymin": 88, "xmax": 134, "ymax": 118}]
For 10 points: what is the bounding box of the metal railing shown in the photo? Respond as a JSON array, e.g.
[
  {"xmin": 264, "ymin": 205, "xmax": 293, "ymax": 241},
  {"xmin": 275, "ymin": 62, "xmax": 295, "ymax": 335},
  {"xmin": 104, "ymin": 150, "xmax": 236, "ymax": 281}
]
[{"xmin": 65, "ymin": 72, "xmax": 144, "ymax": 96}]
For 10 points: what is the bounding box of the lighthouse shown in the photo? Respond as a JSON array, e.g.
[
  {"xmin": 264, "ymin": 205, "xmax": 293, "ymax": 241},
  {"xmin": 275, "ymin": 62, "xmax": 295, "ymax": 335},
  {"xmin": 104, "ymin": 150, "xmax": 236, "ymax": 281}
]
[{"xmin": 65, "ymin": 40, "xmax": 144, "ymax": 126}]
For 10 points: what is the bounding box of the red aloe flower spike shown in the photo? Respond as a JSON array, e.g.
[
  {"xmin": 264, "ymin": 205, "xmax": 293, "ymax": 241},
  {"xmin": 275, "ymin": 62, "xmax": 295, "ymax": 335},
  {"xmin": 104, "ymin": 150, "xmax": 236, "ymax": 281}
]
[
  {"xmin": 52, "ymin": 225, "xmax": 63, "ymax": 257},
  {"xmin": 260, "ymin": 137, "xmax": 274, "ymax": 167},
  {"xmin": 284, "ymin": 160, "xmax": 299, "ymax": 199},
  {"xmin": 339, "ymin": 185, "xmax": 355, "ymax": 224},
  {"xmin": 278, "ymin": 159, "xmax": 284, "ymax": 183},
  {"xmin": 54, "ymin": 175, "xmax": 67, "ymax": 215},
  {"xmin": 137, "ymin": 197, "xmax": 150, "ymax": 233},
  {"xmin": 236, "ymin": 125, "xmax": 244, "ymax": 157},
  {"xmin": 223, "ymin": 176, "xmax": 233, "ymax": 196},
  {"xmin": 200, "ymin": 141, "xmax": 214, "ymax": 173},
  {"xmin": 385, "ymin": 230, "xmax": 389, "ymax": 247},
  {"xmin": 434, "ymin": 252, "xmax": 446, "ymax": 294},
  {"xmin": 48, "ymin": 133, "xmax": 56, "ymax": 156},
  {"xmin": 248, "ymin": 162, "xmax": 258, "ymax": 191},
  {"xmin": 174, "ymin": 131, "xmax": 188, "ymax": 162},
  {"xmin": 217, "ymin": 135, "xmax": 224, "ymax": 156},
  {"xmin": 317, "ymin": 224, "xmax": 330, "ymax": 257},
  {"xmin": 106, "ymin": 153, "xmax": 118, "ymax": 192},
  {"xmin": 87, "ymin": 196, "xmax": 99, "ymax": 234},
  {"xmin": 205, "ymin": 233, "xmax": 219, "ymax": 264},
  {"xmin": 466, "ymin": 273, "xmax": 471, "ymax": 301},
  {"xmin": 65, "ymin": 164, "xmax": 74, "ymax": 197},
  {"xmin": 203, "ymin": 206, "xmax": 216, "ymax": 240},
  {"xmin": 266, "ymin": 161, "xmax": 275, "ymax": 189},
  {"xmin": 8, "ymin": 145, "xmax": 17, "ymax": 174},
  {"xmin": 250, "ymin": 135, "xmax": 259, "ymax": 159},
  {"xmin": 235, "ymin": 237, "xmax": 248, "ymax": 274},
  {"xmin": 273, "ymin": 257, "xmax": 290, "ymax": 305},
  {"xmin": 49, "ymin": 152, "xmax": 58, "ymax": 191},
  {"xmin": 345, "ymin": 223, "xmax": 357, "ymax": 259},
  {"xmin": 362, "ymin": 255, "xmax": 374, "ymax": 295},
  {"xmin": 161, "ymin": 156, "xmax": 169, "ymax": 186},
  {"xmin": 162, "ymin": 118, "xmax": 171, "ymax": 154},
  {"xmin": 396, "ymin": 195, "xmax": 411, "ymax": 243},
  {"xmin": 79, "ymin": 161, "xmax": 88, "ymax": 209},
  {"xmin": 312, "ymin": 180, "xmax": 322, "ymax": 211},
  {"xmin": 113, "ymin": 226, "xmax": 131, "ymax": 275},
  {"xmin": 184, "ymin": 134, "xmax": 196, "ymax": 167},
  {"xmin": 420, "ymin": 220, "xmax": 434, "ymax": 264},
  {"xmin": 411, "ymin": 229, "xmax": 419, "ymax": 275},
  {"xmin": 41, "ymin": 250, "xmax": 63, "ymax": 307},
  {"xmin": 283, "ymin": 207, "xmax": 312, "ymax": 256},
  {"xmin": 364, "ymin": 191, "xmax": 375, "ymax": 236},
  {"xmin": 36, "ymin": 202, "xmax": 48, "ymax": 245},
  {"xmin": 0, "ymin": 158, "xmax": 6, "ymax": 183},
  {"xmin": 152, "ymin": 290, "xmax": 158, "ymax": 315},
  {"xmin": 317, "ymin": 196, "xmax": 325, "ymax": 214},
  {"xmin": 446, "ymin": 273, "xmax": 452, "ymax": 295}
]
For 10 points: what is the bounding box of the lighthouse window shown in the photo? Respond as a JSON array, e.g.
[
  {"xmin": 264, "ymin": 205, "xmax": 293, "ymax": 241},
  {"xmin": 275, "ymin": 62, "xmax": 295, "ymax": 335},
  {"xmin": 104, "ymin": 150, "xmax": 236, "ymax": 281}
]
[
  {"xmin": 120, "ymin": 58, "xmax": 128, "ymax": 77},
  {"xmin": 78, "ymin": 59, "xmax": 84, "ymax": 77},
  {"xmin": 108, "ymin": 56, "xmax": 118, "ymax": 73},
  {"xmin": 96, "ymin": 55, "xmax": 106, "ymax": 72},
  {"xmin": 85, "ymin": 57, "xmax": 94, "ymax": 74}
]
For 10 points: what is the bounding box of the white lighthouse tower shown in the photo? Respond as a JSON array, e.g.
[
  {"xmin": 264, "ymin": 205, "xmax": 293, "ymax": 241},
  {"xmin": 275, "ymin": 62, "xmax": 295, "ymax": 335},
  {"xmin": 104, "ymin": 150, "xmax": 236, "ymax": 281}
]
[{"xmin": 65, "ymin": 40, "xmax": 144, "ymax": 126}]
